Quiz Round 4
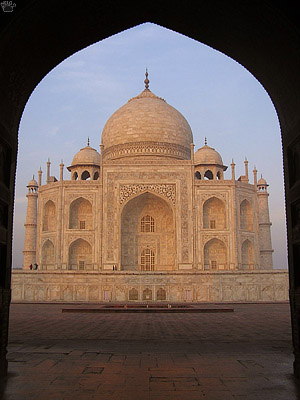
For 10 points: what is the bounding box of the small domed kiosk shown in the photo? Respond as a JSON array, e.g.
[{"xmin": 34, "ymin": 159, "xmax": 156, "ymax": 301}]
[
  {"xmin": 194, "ymin": 138, "xmax": 227, "ymax": 180},
  {"xmin": 67, "ymin": 139, "xmax": 100, "ymax": 180}
]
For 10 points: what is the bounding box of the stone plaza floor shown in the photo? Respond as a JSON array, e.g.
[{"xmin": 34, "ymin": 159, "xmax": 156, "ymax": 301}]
[{"xmin": 1, "ymin": 302, "xmax": 300, "ymax": 399}]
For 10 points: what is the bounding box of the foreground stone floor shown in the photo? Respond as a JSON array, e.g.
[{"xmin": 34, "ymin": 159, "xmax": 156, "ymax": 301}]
[{"xmin": 1, "ymin": 302, "xmax": 299, "ymax": 399}]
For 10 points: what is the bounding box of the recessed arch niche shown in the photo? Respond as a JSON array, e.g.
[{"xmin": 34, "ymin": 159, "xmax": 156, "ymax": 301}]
[{"xmin": 121, "ymin": 192, "xmax": 175, "ymax": 271}]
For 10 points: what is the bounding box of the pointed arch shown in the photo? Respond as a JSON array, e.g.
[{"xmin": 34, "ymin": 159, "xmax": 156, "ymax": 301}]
[
  {"xmin": 69, "ymin": 197, "xmax": 92, "ymax": 229},
  {"xmin": 241, "ymin": 239, "xmax": 254, "ymax": 269},
  {"xmin": 240, "ymin": 199, "xmax": 253, "ymax": 231},
  {"xmin": 157, "ymin": 288, "xmax": 166, "ymax": 301},
  {"xmin": 68, "ymin": 238, "xmax": 92, "ymax": 270},
  {"xmin": 121, "ymin": 192, "xmax": 175, "ymax": 271},
  {"xmin": 129, "ymin": 288, "xmax": 138, "ymax": 301},
  {"xmin": 93, "ymin": 171, "xmax": 99, "ymax": 180},
  {"xmin": 203, "ymin": 197, "xmax": 226, "ymax": 229},
  {"xmin": 142, "ymin": 288, "xmax": 152, "ymax": 301},
  {"xmin": 204, "ymin": 238, "xmax": 227, "ymax": 270},
  {"xmin": 42, "ymin": 200, "xmax": 56, "ymax": 231},
  {"xmin": 41, "ymin": 239, "xmax": 55, "ymax": 268},
  {"xmin": 81, "ymin": 170, "xmax": 90, "ymax": 180},
  {"xmin": 204, "ymin": 170, "xmax": 213, "ymax": 180}
]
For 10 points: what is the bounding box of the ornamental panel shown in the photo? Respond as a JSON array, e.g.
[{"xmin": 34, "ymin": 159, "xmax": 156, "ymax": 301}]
[{"xmin": 120, "ymin": 183, "xmax": 176, "ymax": 206}]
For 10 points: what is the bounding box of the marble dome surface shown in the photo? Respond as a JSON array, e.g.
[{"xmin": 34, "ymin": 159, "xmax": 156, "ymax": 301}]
[
  {"xmin": 101, "ymin": 88, "xmax": 193, "ymax": 159},
  {"xmin": 194, "ymin": 143, "xmax": 223, "ymax": 165},
  {"xmin": 71, "ymin": 144, "xmax": 100, "ymax": 166}
]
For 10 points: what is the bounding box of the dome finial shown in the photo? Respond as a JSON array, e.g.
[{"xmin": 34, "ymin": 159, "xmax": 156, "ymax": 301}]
[
  {"xmin": 204, "ymin": 137, "xmax": 207, "ymax": 146},
  {"xmin": 144, "ymin": 68, "xmax": 149, "ymax": 90},
  {"xmin": 87, "ymin": 137, "xmax": 90, "ymax": 146}
]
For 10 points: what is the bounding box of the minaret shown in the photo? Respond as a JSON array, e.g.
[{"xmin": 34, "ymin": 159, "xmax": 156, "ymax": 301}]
[
  {"xmin": 60, "ymin": 160, "xmax": 64, "ymax": 181},
  {"xmin": 257, "ymin": 175, "xmax": 273, "ymax": 269},
  {"xmin": 38, "ymin": 166, "xmax": 42, "ymax": 187},
  {"xmin": 231, "ymin": 159, "xmax": 235, "ymax": 181},
  {"xmin": 46, "ymin": 158, "xmax": 51, "ymax": 184},
  {"xmin": 22, "ymin": 177, "xmax": 38, "ymax": 269},
  {"xmin": 244, "ymin": 158, "xmax": 249, "ymax": 182}
]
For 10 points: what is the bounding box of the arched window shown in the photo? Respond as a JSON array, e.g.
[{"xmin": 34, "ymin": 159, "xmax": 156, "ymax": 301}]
[
  {"xmin": 81, "ymin": 170, "xmax": 90, "ymax": 180},
  {"xmin": 141, "ymin": 249, "xmax": 154, "ymax": 271},
  {"xmin": 204, "ymin": 238, "xmax": 227, "ymax": 270},
  {"xmin": 241, "ymin": 239, "xmax": 254, "ymax": 269},
  {"xmin": 157, "ymin": 288, "xmax": 166, "ymax": 301},
  {"xmin": 240, "ymin": 199, "xmax": 253, "ymax": 230},
  {"xmin": 93, "ymin": 171, "xmax": 99, "ymax": 180},
  {"xmin": 203, "ymin": 197, "xmax": 226, "ymax": 229},
  {"xmin": 142, "ymin": 288, "xmax": 152, "ymax": 300},
  {"xmin": 68, "ymin": 238, "xmax": 92, "ymax": 270},
  {"xmin": 140, "ymin": 215, "xmax": 154, "ymax": 232},
  {"xmin": 129, "ymin": 288, "xmax": 138, "ymax": 301},
  {"xmin": 42, "ymin": 200, "xmax": 56, "ymax": 231},
  {"xmin": 195, "ymin": 171, "xmax": 201, "ymax": 180},
  {"xmin": 69, "ymin": 197, "xmax": 92, "ymax": 229},
  {"xmin": 216, "ymin": 171, "xmax": 221, "ymax": 180},
  {"xmin": 73, "ymin": 172, "xmax": 78, "ymax": 181},
  {"xmin": 204, "ymin": 170, "xmax": 213, "ymax": 180},
  {"xmin": 42, "ymin": 240, "xmax": 55, "ymax": 268}
]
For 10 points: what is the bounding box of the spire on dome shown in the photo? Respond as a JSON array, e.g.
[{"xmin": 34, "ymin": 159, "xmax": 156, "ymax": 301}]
[
  {"xmin": 204, "ymin": 137, "xmax": 207, "ymax": 146},
  {"xmin": 87, "ymin": 137, "xmax": 90, "ymax": 146},
  {"xmin": 144, "ymin": 68, "xmax": 149, "ymax": 90}
]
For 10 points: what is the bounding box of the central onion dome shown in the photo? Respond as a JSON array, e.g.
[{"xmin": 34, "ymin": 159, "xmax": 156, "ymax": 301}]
[{"xmin": 101, "ymin": 71, "xmax": 193, "ymax": 161}]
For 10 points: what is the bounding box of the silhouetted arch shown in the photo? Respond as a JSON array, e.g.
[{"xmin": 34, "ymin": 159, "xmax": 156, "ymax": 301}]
[
  {"xmin": 81, "ymin": 170, "xmax": 90, "ymax": 180},
  {"xmin": 195, "ymin": 171, "xmax": 201, "ymax": 180},
  {"xmin": 93, "ymin": 171, "xmax": 99, "ymax": 180},
  {"xmin": 204, "ymin": 170, "xmax": 213, "ymax": 180},
  {"xmin": 72, "ymin": 171, "xmax": 78, "ymax": 181}
]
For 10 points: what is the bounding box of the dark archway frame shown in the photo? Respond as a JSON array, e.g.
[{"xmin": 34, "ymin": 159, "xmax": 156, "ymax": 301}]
[{"xmin": 1, "ymin": 0, "xmax": 300, "ymax": 378}]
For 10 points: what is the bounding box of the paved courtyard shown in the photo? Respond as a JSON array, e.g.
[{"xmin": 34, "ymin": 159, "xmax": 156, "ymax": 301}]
[{"xmin": 1, "ymin": 302, "xmax": 299, "ymax": 399}]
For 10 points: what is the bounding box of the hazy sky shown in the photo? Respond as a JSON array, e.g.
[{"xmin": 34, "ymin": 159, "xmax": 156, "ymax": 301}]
[{"xmin": 13, "ymin": 23, "xmax": 287, "ymax": 269}]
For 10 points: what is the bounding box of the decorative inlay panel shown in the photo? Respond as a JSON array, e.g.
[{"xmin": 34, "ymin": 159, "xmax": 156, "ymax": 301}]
[
  {"xmin": 201, "ymin": 192, "xmax": 226, "ymax": 203},
  {"xmin": 103, "ymin": 141, "xmax": 190, "ymax": 161},
  {"xmin": 106, "ymin": 171, "xmax": 190, "ymax": 263},
  {"xmin": 202, "ymin": 234, "xmax": 228, "ymax": 245},
  {"xmin": 120, "ymin": 184, "xmax": 176, "ymax": 206}
]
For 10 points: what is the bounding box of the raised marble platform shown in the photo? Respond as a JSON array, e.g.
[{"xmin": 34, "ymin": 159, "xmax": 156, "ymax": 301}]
[{"xmin": 11, "ymin": 269, "xmax": 289, "ymax": 303}]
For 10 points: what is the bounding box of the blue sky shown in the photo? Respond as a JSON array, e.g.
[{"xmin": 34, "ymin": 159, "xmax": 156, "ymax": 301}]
[{"xmin": 13, "ymin": 23, "xmax": 287, "ymax": 269}]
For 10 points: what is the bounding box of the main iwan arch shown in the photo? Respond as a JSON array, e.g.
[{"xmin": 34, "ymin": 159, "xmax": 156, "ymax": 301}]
[{"xmin": 1, "ymin": 0, "xmax": 300, "ymax": 378}]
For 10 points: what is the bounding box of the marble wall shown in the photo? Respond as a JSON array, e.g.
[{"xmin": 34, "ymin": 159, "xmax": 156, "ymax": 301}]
[{"xmin": 11, "ymin": 270, "xmax": 289, "ymax": 303}]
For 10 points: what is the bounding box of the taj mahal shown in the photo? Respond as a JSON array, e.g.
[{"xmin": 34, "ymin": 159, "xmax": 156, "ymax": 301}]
[{"xmin": 12, "ymin": 73, "xmax": 288, "ymax": 302}]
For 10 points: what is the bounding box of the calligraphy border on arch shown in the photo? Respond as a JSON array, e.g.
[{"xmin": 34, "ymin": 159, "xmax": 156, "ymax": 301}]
[
  {"xmin": 106, "ymin": 171, "xmax": 189, "ymax": 262},
  {"xmin": 119, "ymin": 183, "xmax": 176, "ymax": 206}
]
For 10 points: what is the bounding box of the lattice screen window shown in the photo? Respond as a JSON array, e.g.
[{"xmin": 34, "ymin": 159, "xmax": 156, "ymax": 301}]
[
  {"xmin": 80, "ymin": 220, "xmax": 85, "ymax": 229},
  {"xmin": 141, "ymin": 215, "xmax": 154, "ymax": 232},
  {"xmin": 211, "ymin": 260, "xmax": 217, "ymax": 270},
  {"xmin": 141, "ymin": 249, "xmax": 155, "ymax": 271},
  {"xmin": 79, "ymin": 261, "xmax": 85, "ymax": 270},
  {"xmin": 210, "ymin": 220, "xmax": 216, "ymax": 229}
]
